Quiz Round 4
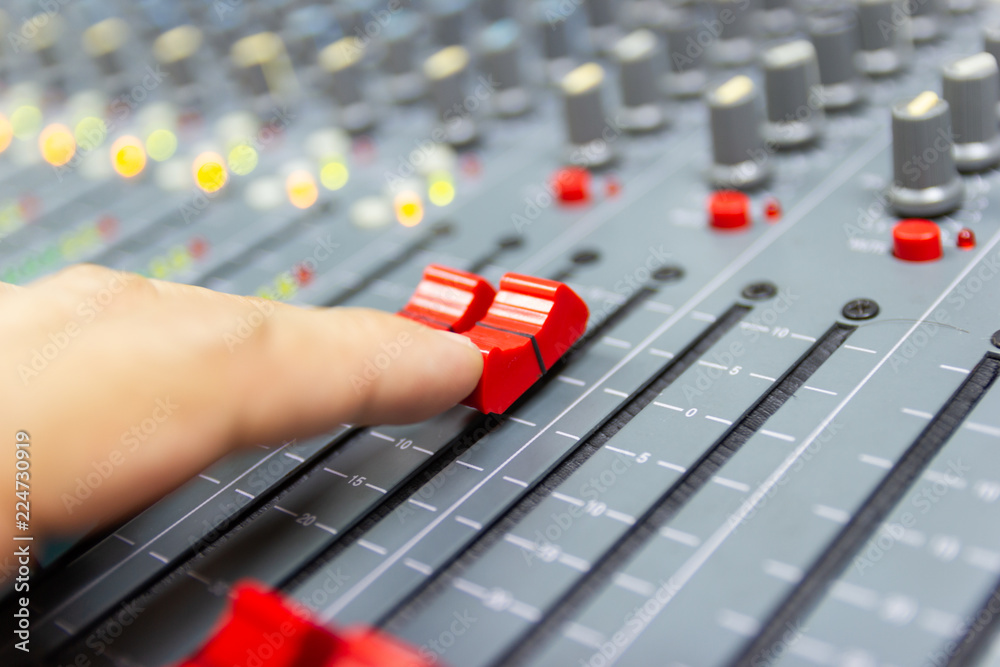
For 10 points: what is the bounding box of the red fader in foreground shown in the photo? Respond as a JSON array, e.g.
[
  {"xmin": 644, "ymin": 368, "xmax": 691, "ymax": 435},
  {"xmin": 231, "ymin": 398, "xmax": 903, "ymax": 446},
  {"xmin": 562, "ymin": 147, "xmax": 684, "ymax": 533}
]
[
  {"xmin": 177, "ymin": 582, "xmax": 436, "ymax": 667},
  {"xmin": 400, "ymin": 265, "xmax": 590, "ymax": 414}
]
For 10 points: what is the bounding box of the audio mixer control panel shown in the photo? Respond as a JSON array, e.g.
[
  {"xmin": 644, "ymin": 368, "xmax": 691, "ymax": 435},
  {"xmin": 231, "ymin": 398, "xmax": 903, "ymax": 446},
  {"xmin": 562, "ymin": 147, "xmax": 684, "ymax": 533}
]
[{"xmin": 5, "ymin": 0, "xmax": 1000, "ymax": 666}]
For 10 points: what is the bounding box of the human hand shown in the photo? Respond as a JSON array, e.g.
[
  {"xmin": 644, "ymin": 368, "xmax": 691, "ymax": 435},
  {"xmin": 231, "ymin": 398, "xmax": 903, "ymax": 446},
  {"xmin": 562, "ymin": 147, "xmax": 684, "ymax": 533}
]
[{"xmin": 0, "ymin": 264, "xmax": 482, "ymax": 558}]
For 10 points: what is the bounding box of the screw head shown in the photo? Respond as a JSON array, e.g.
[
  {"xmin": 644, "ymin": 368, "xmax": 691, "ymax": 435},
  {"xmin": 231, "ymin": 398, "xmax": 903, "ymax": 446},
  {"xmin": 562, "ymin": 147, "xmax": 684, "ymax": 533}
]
[
  {"xmin": 742, "ymin": 282, "xmax": 777, "ymax": 301},
  {"xmin": 991, "ymin": 330, "xmax": 1000, "ymax": 350},
  {"xmin": 653, "ymin": 266, "xmax": 684, "ymax": 282},
  {"xmin": 571, "ymin": 249, "xmax": 600, "ymax": 265},
  {"xmin": 842, "ymin": 298, "xmax": 880, "ymax": 321}
]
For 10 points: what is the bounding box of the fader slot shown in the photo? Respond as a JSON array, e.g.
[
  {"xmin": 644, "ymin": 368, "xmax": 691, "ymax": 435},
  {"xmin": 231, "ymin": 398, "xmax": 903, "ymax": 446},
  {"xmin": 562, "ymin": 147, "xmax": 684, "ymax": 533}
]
[{"xmin": 504, "ymin": 323, "xmax": 855, "ymax": 667}]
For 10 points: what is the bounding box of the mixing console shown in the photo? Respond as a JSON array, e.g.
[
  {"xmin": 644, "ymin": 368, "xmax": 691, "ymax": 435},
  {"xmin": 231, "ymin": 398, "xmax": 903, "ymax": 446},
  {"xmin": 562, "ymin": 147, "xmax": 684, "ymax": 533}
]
[{"xmin": 6, "ymin": 0, "xmax": 1000, "ymax": 665}]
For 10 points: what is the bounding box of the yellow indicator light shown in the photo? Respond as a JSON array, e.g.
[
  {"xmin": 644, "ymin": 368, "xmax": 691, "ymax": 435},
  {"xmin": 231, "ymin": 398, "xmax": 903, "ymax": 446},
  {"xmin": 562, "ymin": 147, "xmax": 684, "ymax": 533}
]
[
  {"xmin": 394, "ymin": 192, "xmax": 424, "ymax": 227},
  {"xmin": 11, "ymin": 106, "xmax": 42, "ymax": 140},
  {"xmin": 193, "ymin": 152, "xmax": 227, "ymax": 193},
  {"xmin": 146, "ymin": 129, "xmax": 178, "ymax": 162},
  {"xmin": 428, "ymin": 180, "xmax": 455, "ymax": 207},
  {"xmin": 320, "ymin": 161, "xmax": 349, "ymax": 190},
  {"xmin": 286, "ymin": 169, "xmax": 318, "ymax": 209},
  {"xmin": 0, "ymin": 114, "xmax": 13, "ymax": 154},
  {"xmin": 39, "ymin": 123, "xmax": 76, "ymax": 166},
  {"xmin": 75, "ymin": 116, "xmax": 107, "ymax": 151},
  {"xmin": 111, "ymin": 136, "xmax": 147, "ymax": 178},
  {"xmin": 227, "ymin": 143, "xmax": 258, "ymax": 175}
]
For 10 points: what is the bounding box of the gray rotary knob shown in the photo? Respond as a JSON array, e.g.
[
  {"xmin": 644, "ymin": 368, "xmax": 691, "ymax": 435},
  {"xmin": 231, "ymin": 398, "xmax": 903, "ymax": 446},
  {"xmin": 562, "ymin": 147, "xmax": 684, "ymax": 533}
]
[
  {"xmin": 707, "ymin": 0, "xmax": 756, "ymax": 67},
  {"xmin": 614, "ymin": 29, "xmax": 666, "ymax": 132},
  {"xmin": 561, "ymin": 63, "xmax": 615, "ymax": 167},
  {"xmin": 658, "ymin": 7, "xmax": 708, "ymax": 98},
  {"xmin": 762, "ymin": 40, "xmax": 825, "ymax": 148},
  {"xmin": 889, "ymin": 91, "xmax": 964, "ymax": 217},
  {"xmin": 854, "ymin": 0, "xmax": 912, "ymax": 76},
  {"xmin": 807, "ymin": 11, "xmax": 863, "ymax": 111},
  {"xmin": 424, "ymin": 46, "xmax": 478, "ymax": 146},
  {"xmin": 429, "ymin": 0, "xmax": 469, "ymax": 46},
  {"xmin": 942, "ymin": 53, "xmax": 1000, "ymax": 172},
  {"xmin": 479, "ymin": 19, "xmax": 531, "ymax": 117},
  {"xmin": 909, "ymin": 0, "xmax": 947, "ymax": 43},
  {"xmin": 319, "ymin": 37, "xmax": 375, "ymax": 134},
  {"xmin": 707, "ymin": 75, "xmax": 771, "ymax": 189},
  {"xmin": 382, "ymin": 10, "xmax": 424, "ymax": 104},
  {"xmin": 585, "ymin": 0, "xmax": 621, "ymax": 55},
  {"xmin": 758, "ymin": 0, "xmax": 799, "ymax": 38},
  {"xmin": 537, "ymin": 2, "xmax": 575, "ymax": 84}
]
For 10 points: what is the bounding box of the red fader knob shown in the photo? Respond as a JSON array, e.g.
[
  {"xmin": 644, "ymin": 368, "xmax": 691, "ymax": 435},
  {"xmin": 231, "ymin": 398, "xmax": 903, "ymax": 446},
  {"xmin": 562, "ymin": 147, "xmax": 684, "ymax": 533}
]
[
  {"xmin": 177, "ymin": 582, "xmax": 437, "ymax": 667},
  {"xmin": 893, "ymin": 219, "xmax": 942, "ymax": 262},
  {"xmin": 462, "ymin": 273, "xmax": 589, "ymax": 414},
  {"xmin": 398, "ymin": 264, "xmax": 496, "ymax": 332}
]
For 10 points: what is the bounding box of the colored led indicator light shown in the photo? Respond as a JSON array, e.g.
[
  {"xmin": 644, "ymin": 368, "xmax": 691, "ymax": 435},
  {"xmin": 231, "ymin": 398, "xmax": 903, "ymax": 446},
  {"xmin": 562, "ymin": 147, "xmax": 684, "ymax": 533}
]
[
  {"xmin": 957, "ymin": 228, "xmax": 976, "ymax": 250},
  {"xmin": 188, "ymin": 236, "xmax": 209, "ymax": 259},
  {"xmin": 286, "ymin": 170, "xmax": 319, "ymax": 209},
  {"xmin": 146, "ymin": 129, "xmax": 178, "ymax": 162},
  {"xmin": 0, "ymin": 114, "xmax": 14, "ymax": 154},
  {"xmin": 11, "ymin": 106, "xmax": 42, "ymax": 140},
  {"xmin": 193, "ymin": 152, "xmax": 228, "ymax": 193},
  {"xmin": 395, "ymin": 192, "xmax": 424, "ymax": 227},
  {"xmin": 75, "ymin": 116, "xmax": 107, "ymax": 151},
  {"xmin": 320, "ymin": 161, "xmax": 349, "ymax": 190},
  {"xmin": 605, "ymin": 175, "xmax": 621, "ymax": 197},
  {"xmin": 39, "ymin": 123, "xmax": 76, "ymax": 166},
  {"xmin": 111, "ymin": 136, "xmax": 147, "ymax": 178},
  {"xmin": 227, "ymin": 144, "xmax": 258, "ymax": 175},
  {"xmin": 295, "ymin": 263, "xmax": 314, "ymax": 286},
  {"xmin": 97, "ymin": 215, "xmax": 118, "ymax": 239},
  {"xmin": 764, "ymin": 197, "xmax": 782, "ymax": 221},
  {"xmin": 428, "ymin": 178, "xmax": 455, "ymax": 207}
]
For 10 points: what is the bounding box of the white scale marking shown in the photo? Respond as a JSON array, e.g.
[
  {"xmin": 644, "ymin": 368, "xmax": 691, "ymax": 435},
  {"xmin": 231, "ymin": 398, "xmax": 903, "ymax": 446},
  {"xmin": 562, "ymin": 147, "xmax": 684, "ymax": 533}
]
[
  {"xmin": 643, "ymin": 301, "xmax": 675, "ymax": 314},
  {"xmin": 273, "ymin": 506, "xmax": 297, "ymax": 517},
  {"xmin": 940, "ymin": 364, "xmax": 971, "ymax": 374},
  {"xmin": 653, "ymin": 401, "xmax": 683, "ymax": 412},
  {"xmin": 657, "ymin": 460, "xmax": 687, "ymax": 473},
  {"xmin": 967, "ymin": 422, "xmax": 1000, "ymax": 438},
  {"xmin": 706, "ymin": 415, "xmax": 733, "ymax": 425},
  {"xmin": 614, "ymin": 573, "xmax": 655, "ymax": 597},
  {"xmin": 603, "ymin": 388, "xmax": 629, "ymax": 398},
  {"xmin": 660, "ymin": 527, "xmax": 701, "ymax": 547},
  {"xmin": 605, "ymin": 445, "xmax": 636, "ymax": 457},
  {"xmin": 790, "ymin": 333, "xmax": 817, "ymax": 342},
  {"xmin": 315, "ymin": 523, "xmax": 338, "ymax": 536},
  {"xmin": 412, "ymin": 446, "xmax": 433, "ymax": 455},
  {"xmin": 370, "ymin": 431, "xmax": 396, "ymax": 442},
  {"xmin": 455, "ymin": 516, "xmax": 482, "ymax": 530},
  {"xmin": 717, "ymin": 609, "xmax": 760, "ymax": 637},
  {"xmin": 760, "ymin": 429, "xmax": 796, "ymax": 443},
  {"xmin": 763, "ymin": 559, "xmax": 803, "ymax": 583},
  {"xmin": 564, "ymin": 623, "xmax": 605, "ymax": 649},
  {"xmin": 649, "ymin": 348, "xmax": 674, "ymax": 358},
  {"xmin": 509, "ymin": 417, "xmax": 536, "ymax": 427},
  {"xmin": 408, "ymin": 499, "xmax": 437, "ymax": 512},
  {"xmin": 902, "ymin": 407, "xmax": 933, "ymax": 419},
  {"xmin": 750, "ymin": 373, "xmax": 776, "ymax": 382},
  {"xmin": 605, "ymin": 510, "xmax": 636, "ymax": 525},
  {"xmin": 713, "ymin": 477, "xmax": 750, "ymax": 492},
  {"xmin": 283, "ymin": 452, "xmax": 305, "ymax": 462},
  {"xmin": 557, "ymin": 375, "xmax": 586, "ymax": 386},
  {"xmin": 740, "ymin": 323, "xmax": 770, "ymax": 333},
  {"xmin": 198, "ymin": 474, "xmax": 220, "ymax": 484},
  {"xmin": 602, "ymin": 337, "xmax": 632, "ymax": 349},
  {"xmin": 455, "ymin": 460, "xmax": 484, "ymax": 471},
  {"xmin": 113, "ymin": 534, "xmax": 135, "ymax": 546},
  {"xmin": 403, "ymin": 558, "xmax": 433, "ymax": 576},
  {"xmin": 503, "ymin": 476, "xmax": 528, "ymax": 487},
  {"xmin": 844, "ymin": 344, "xmax": 877, "ymax": 354},
  {"xmin": 324, "ymin": 467, "xmax": 348, "ymax": 478},
  {"xmin": 803, "ymin": 386, "xmax": 837, "ymax": 396},
  {"xmin": 148, "ymin": 551, "xmax": 168, "ymax": 564},
  {"xmin": 698, "ymin": 361, "xmax": 728, "ymax": 370},
  {"xmin": 859, "ymin": 454, "xmax": 893, "ymax": 469},
  {"xmin": 358, "ymin": 540, "xmax": 388, "ymax": 556},
  {"xmin": 235, "ymin": 489, "xmax": 255, "ymax": 499},
  {"xmin": 552, "ymin": 492, "xmax": 586, "ymax": 507},
  {"xmin": 813, "ymin": 504, "xmax": 850, "ymax": 524},
  {"xmin": 365, "ymin": 483, "xmax": 387, "ymax": 494},
  {"xmin": 691, "ymin": 311, "xmax": 717, "ymax": 322},
  {"xmin": 556, "ymin": 431, "xmax": 580, "ymax": 440}
]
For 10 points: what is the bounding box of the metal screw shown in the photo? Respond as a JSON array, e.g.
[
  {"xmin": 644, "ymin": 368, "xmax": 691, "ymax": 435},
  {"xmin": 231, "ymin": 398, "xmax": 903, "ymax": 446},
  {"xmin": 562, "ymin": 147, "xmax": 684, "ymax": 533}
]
[
  {"xmin": 653, "ymin": 266, "xmax": 684, "ymax": 282},
  {"xmin": 741, "ymin": 282, "xmax": 777, "ymax": 301},
  {"xmin": 842, "ymin": 298, "xmax": 880, "ymax": 320}
]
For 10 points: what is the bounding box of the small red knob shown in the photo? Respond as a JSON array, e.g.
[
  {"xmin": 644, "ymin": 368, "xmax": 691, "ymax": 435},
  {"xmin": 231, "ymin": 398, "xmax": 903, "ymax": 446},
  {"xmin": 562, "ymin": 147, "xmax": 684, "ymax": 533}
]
[
  {"xmin": 708, "ymin": 190, "xmax": 751, "ymax": 230},
  {"xmin": 893, "ymin": 219, "xmax": 942, "ymax": 262}
]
